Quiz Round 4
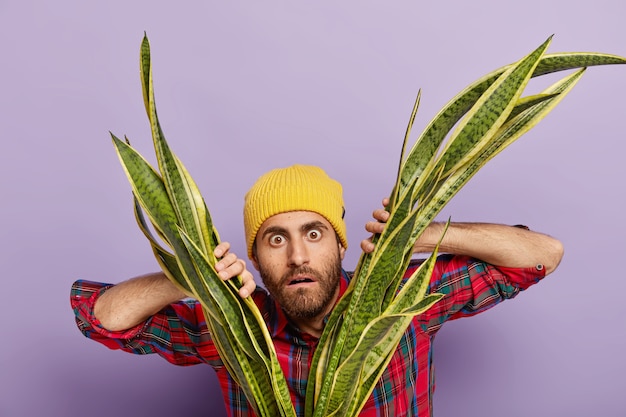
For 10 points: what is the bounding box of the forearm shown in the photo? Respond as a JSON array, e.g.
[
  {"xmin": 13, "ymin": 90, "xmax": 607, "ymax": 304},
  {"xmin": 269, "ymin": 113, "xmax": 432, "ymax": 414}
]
[
  {"xmin": 94, "ymin": 272, "xmax": 186, "ymax": 331},
  {"xmin": 414, "ymin": 222, "xmax": 564, "ymax": 274}
]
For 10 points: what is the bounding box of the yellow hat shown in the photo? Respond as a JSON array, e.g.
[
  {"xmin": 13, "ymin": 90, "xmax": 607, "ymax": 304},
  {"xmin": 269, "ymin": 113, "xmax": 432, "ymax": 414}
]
[{"xmin": 244, "ymin": 164, "xmax": 348, "ymax": 258}]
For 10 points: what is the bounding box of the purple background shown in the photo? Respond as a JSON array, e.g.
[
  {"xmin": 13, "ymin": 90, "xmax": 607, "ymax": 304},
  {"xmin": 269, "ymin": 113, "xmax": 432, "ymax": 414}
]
[{"xmin": 1, "ymin": 1, "xmax": 625, "ymax": 416}]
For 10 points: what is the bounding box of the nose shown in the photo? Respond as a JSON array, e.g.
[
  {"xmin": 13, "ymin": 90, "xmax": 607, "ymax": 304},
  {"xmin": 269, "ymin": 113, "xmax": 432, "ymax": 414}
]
[{"xmin": 287, "ymin": 238, "xmax": 310, "ymax": 267}]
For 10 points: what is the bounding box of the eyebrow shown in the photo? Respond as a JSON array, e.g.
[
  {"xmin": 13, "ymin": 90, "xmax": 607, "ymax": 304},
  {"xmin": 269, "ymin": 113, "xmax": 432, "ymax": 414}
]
[{"xmin": 261, "ymin": 221, "xmax": 329, "ymax": 240}]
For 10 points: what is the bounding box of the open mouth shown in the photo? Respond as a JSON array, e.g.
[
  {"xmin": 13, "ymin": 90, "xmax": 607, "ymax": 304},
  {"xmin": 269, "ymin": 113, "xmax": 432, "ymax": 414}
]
[{"xmin": 287, "ymin": 276, "xmax": 316, "ymax": 286}]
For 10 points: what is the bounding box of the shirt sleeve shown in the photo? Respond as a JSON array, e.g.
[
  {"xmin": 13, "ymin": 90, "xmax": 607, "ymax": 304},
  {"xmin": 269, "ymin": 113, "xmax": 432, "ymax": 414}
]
[
  {"xmin": 412, "ymin": 254, "xmax": 546, "ymax": 335},
  {"xmin": 70, "ymin": 279, "xmax": 222, "ymax": 367}
]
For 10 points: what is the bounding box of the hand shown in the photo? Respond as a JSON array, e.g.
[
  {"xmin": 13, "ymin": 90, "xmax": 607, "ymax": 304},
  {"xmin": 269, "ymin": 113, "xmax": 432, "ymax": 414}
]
[
  {"xmin": 214, "ymin": 242, "xmax": 256, "ymax": 298},
  {"xmin": 361, "ymin": 198, "xmax": 391, "ymax": 253}
]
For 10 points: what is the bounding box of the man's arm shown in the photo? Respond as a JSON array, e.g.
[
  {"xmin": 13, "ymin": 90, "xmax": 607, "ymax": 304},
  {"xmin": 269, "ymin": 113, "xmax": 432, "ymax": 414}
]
[
  {"xmin": 93, "ymin": 271, "xmax": 184, "ymax": 331},
  {"xmin": 413, "ymin": 221, "xmax": 563, "ymax": 274},
  {"xmin": 94, "ymin": 242, "xmax": 256, "ymax": 331},
  {"xmin": 361, "ymin": 203, "xmax": 563, "ymax": 275}
]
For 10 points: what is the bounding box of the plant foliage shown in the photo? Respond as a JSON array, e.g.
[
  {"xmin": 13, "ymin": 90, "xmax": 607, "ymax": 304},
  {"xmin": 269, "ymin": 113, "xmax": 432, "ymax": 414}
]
[{"xmin": 111, "ymin": 34, "xmax": 625, "ymax": 417}]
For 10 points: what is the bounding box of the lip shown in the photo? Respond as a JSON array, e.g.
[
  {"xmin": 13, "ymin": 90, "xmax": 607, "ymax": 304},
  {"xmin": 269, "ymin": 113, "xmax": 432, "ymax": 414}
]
[{"xmin": 286, "ymin": 274, "xmax": 318, "ymax": 287}]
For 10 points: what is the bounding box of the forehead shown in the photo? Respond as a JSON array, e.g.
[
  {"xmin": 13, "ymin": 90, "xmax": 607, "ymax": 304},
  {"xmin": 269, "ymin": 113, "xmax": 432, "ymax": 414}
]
[{"xmin": 258, "ymin": 211, "xmax": 332, "ymax": 234}]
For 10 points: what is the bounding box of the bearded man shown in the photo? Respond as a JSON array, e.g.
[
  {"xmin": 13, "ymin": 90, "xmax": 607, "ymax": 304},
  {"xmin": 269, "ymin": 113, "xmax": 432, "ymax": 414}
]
[{"xmin": 71, "ymin": 164, "xmax": 563, "ymax": 417}]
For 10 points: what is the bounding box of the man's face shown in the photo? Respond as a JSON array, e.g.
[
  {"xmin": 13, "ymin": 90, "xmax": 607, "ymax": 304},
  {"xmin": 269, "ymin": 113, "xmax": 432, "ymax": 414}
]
[{"xmin": 251, "ymin": 211, "xmax": 346, "ymax": 321}]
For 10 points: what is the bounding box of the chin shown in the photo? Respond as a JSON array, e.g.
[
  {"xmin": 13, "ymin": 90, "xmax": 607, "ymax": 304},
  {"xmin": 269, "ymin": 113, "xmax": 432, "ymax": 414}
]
[{"xmin": 283, "ymin": 293, "xmax": 326, "ymax": 319}]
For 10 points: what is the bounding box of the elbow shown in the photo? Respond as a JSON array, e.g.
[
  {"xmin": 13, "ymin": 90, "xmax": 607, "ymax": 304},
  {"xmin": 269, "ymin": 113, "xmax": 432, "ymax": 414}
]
[
  {"xmin": 94, "ymin": 298, "xmax": 138, "ymax": 332},
  {"xmin": 543, "ymin": 237, "xmax": 564, "ymax": 275}
]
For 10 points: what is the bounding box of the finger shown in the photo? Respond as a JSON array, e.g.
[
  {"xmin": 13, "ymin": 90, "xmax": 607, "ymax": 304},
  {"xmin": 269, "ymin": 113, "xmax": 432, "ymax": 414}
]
[
  {"xmin": 365, "ymin": 220, "xmax": 386, "ymax": 234},
  {"xmin": 213, "ymin": 241, "xmax": 231, "ymax": 258},
  {"xmin": 218, "ymin": 258, "xmax": 246, "ymax": 281},
  {"xmin": 372, "ymin": 209, "xmax": 390, "ymax": 223},
  {"xmin": 238, "ymin": 270, "xmax": 256, "ymax": 298},
  {"xmin": 360, "ymin": 238, "xmax": 375, "ymax": 254},
  {"xmin": 215, "ymin": 252, "xmax": 238, "ymax": 274}
]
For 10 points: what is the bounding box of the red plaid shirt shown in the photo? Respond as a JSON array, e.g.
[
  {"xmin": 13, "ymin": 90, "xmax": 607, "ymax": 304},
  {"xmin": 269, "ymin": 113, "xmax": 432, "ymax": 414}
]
[{"xmin": 71, "ymin": 255, "xmax": 545, "ymax": 417}]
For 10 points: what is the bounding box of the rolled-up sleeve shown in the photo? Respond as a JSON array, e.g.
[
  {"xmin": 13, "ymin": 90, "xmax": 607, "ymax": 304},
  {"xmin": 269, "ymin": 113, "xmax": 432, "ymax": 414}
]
[
  {"xmin": 70, "ymin": 279, "xmax": 222, "ymax": 367},
  {"xmin": 413, "ymin": 255, "xmax": 546, "ymax": 335}
]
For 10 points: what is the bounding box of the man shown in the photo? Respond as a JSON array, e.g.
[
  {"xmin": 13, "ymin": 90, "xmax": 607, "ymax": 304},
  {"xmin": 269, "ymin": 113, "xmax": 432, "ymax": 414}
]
[{"xmin": 71, "ymin": 164, "xmax": 563, "ymax": 417}]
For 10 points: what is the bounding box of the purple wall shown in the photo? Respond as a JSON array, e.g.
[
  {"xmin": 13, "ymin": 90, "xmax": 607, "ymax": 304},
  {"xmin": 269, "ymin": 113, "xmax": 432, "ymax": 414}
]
[{"xmin": 1, "ymin": 1, "xmax": 625, "ymax": 416}]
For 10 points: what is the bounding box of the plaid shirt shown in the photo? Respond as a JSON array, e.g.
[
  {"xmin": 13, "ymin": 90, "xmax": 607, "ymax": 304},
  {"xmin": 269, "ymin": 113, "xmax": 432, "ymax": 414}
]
[{"xmin": 71, "ymin": 254, "xmax": 545, "ymax": 417}]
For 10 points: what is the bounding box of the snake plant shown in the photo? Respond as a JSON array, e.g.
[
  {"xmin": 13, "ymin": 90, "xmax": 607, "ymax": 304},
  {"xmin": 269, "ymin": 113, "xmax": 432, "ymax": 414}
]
[{"xmin": 111, "ymin": 34, "xmax": 625, "ymax": 417}]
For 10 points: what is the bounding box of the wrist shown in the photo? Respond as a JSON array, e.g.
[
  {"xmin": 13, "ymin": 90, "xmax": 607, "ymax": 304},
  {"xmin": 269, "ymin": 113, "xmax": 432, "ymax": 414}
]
[{"xmin": 413, "ymin": 222, "xmax": 446, "ymax": 253}]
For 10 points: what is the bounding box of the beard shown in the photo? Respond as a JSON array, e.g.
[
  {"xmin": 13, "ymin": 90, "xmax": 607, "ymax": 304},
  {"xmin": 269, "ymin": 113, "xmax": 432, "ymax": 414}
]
[{"xmin": 258, "ymin": 250, "xmax": 343, "ymax": 320}]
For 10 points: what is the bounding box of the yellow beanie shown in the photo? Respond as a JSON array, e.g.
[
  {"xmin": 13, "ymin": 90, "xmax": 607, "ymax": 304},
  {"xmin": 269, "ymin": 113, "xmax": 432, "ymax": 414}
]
[{"xmin": 244, "ymin": 164, "xmax": 348, "ymax": 258}]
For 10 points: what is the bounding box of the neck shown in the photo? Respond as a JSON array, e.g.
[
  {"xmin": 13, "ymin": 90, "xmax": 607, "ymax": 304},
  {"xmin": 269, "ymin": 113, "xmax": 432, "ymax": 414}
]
[{"xmin": 291, "ymin": 317, "xmax": 326, "ymax": 339}]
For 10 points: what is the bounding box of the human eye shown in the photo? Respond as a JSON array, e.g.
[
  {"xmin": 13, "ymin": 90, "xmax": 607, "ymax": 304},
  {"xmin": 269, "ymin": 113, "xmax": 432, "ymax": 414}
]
[
  {"xmin": 306, "ymin": 229, "xmax": 322, "ymax": 241},
  {"xmin": 269, "ymin": 234, "xmax": 286, "ymax": 246}
]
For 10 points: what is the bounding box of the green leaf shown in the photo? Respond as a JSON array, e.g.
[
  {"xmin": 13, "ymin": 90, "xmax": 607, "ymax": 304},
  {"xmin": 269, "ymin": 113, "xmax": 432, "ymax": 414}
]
[
  {"xmin": 307, "ymin": 38, "xmax": 625, "ymax": 417},
  {"xmin": 132, "ymin": 196, "xmax": 192, "ymax": 293},
  {"xmin": 111, "ymin": 133, "xmax": 178, "ymax": 246},
  {"xmin": 395, "ymin": 51, "xmax": 626, "ymax": 200},
  {"xmin": 179, "ymin": 229, "xmax": 296, "ymax": 416},
  {"xmin": 139, "ymin": 36, "xmax": 215, "ymax": 257},
  {"xmin": 115, "ymin": 34, "xmax": 298, "ymax": 416},
  {"xmin": 117, "ymin": 34, "xmax": 625, "ymax": 417},
  {"xmin": 415, "ymin": 69, "xmax": 587, "ymax": 232},
  {"xmin": 425, "ymin": 36, "xmax": 551, "ymax": 189}
]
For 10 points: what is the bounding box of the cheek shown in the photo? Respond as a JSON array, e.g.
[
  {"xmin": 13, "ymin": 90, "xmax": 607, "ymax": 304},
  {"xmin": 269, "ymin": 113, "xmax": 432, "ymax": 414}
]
[{"xmin": 256, "ymin": 250, "xmax": 285, "ymax": 272}]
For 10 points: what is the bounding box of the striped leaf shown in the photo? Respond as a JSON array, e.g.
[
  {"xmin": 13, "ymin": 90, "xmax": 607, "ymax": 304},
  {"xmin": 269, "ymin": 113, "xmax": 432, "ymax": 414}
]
[
  {"xmin": 179, "ymin": 229, "xmax": 295, "ymax": 416},
  {"xmin": 140, "ymin": 36, "xmax": 215, "ymax": 257},
  {"xmin": 112, "ymin": 35, "xmax": 297, "ymax": 417},
  {"xmin": 396, "ymin": 51, "xmax": 626, "ymax": 199},
  {"xmin": 312, "ymin": 54, "xmax": 513, "ymax": 405},
  {"xmin": 305, "ymin": 37, "xmax": 626, "ymax": 417},
  {"xmin": 326, "ymin": 245, "xmax": 445, "ymax": 416},
  {"xmin": 113, "ymin": 34, "xmax": 624, "ymax": 417}
]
